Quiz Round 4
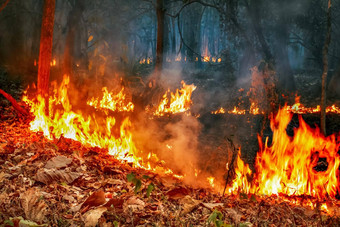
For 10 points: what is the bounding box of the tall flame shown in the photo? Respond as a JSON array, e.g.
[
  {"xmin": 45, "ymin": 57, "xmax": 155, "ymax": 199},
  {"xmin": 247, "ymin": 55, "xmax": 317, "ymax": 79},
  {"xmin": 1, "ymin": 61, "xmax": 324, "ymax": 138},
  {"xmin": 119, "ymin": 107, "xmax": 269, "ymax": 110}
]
[
  {"xmin": 23, "ymin": 75, "xmax": 181, "ymax": 176},
  {"xmin": 229, "ymin": 107, "xmax": 340, "ymax": 199}
]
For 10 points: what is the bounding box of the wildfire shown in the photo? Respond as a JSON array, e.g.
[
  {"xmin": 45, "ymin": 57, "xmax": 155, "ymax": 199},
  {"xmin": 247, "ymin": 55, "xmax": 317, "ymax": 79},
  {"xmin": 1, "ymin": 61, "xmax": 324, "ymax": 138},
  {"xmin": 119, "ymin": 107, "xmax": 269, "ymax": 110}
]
[
  {"xmin": 207, "ymin": 176, "xmax": 215, "ymax": 188},
  {"xmin": 139, "ymin": 58, "xmax": 152, "ymax": 64},
  {"xmin": 228, "ymin": 106, "xmax": 246, "ymax": 115},
  {"xmin": 22, "ymin": 75, "xmax": 181, "ymax": 178},
  {"xmin": 228, "ymin": 107, "xmax": 340, "ymax": 199},
  {"xmin": 87, "ymin": 87, "xmax": 134, "ymax": 112},
  {"xmin": 153, "ymin": 81, "xmax": 196, "ymax": 116},
  {"xmin": 211, "ymin": 107, "xmax": 226, "ymax": 114},
  {"xmin": 286, "ymin": 96, "xmax": 340, "ymax": 114}
]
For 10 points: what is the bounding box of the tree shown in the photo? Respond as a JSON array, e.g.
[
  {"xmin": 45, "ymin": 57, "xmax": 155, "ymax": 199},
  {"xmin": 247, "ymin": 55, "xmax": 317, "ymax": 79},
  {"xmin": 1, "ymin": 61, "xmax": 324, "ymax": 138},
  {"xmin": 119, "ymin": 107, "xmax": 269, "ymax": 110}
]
[
  {"xmin": 37, "ymin": 0, "xmax": 55, "ymax": 98},
  {"xmin": 321, "ymin": 0, "xmax": 332, "ymax": 135},
  {"xmin": 154, "ymin": 0, "xmax": 165, "ymax": 77}
]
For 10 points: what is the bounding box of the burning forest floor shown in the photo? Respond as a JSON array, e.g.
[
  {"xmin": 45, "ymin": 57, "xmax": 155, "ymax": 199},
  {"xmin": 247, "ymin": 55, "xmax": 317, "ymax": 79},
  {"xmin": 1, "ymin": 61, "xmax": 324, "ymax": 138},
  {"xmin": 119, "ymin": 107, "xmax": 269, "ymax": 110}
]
[
  {"xmin": 1, "ymin": 108, "xmax": 340, "ymax": 227},
  {"xmin": 1, "ymin": 69, "xmax": 340, "ymax": 226}
]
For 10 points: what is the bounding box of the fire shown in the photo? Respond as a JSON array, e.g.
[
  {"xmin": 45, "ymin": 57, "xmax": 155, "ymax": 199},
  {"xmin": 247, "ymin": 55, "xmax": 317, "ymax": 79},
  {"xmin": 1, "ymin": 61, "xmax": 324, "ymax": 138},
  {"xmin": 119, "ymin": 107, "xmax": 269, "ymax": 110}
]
[
  {"xmin": 286, "ymin": 96, "xmax": 340, "ymax": 114},
  {"xmin": 249, "ymin": 102, "xmax": 263, "ymax": 115},
  {"xmin": 228, "ymin": 107, "xmax": 340, "ymax": 199},
  {"xmin": 50, "ymin": 58, "xmax": 56, "ymax": 67},
  {"xmin": 228, "ymin": 106, "xmax": 246, "ymax": 115},
  {"xmin": 211, "ymin": 107, "xmax": 226, "ymax": 114},
  {"xmin": 87, "ymin": 87, "xmax": 134, "ymax": 112},
  {"xmin": 139, "ymin": 58, "xmax": 152, "ymax": 64},
  {"xmin": 207, "ymin": 176, "xmax": 215, "ymax": 188},
  {"xmin": 153, "ymin": 81, "xmax": 196, "ymax": 116},
  {"xmin": 23, "ymin": 75, "xmax": 182, "ymax": 178}
]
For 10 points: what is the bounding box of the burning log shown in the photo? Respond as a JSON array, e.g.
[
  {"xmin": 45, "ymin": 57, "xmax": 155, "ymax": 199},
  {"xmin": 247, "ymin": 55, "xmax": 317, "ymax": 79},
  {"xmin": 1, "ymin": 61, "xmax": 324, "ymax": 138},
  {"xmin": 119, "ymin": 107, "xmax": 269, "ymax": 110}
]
[{"xmin": 0, "ymin": 88, "xmax": 28, "ymax": 116}]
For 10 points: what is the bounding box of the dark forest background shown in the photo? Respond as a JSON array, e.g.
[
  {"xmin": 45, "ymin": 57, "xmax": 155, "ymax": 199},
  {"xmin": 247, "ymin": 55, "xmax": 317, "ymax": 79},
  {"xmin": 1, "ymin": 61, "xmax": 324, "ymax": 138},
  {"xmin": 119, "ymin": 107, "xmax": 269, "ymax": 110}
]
[{"xmin": 0, "ymin": 0, "xmax": 340, "ymax": 104}]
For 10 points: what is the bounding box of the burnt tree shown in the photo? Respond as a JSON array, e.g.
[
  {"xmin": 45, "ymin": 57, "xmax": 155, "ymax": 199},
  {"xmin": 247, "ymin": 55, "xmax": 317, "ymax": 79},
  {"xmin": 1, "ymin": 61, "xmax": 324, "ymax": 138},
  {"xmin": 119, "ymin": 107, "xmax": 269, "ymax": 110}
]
[{"xmin": 37, "ymin": 0, "xmax": 55, "ymax": 97}]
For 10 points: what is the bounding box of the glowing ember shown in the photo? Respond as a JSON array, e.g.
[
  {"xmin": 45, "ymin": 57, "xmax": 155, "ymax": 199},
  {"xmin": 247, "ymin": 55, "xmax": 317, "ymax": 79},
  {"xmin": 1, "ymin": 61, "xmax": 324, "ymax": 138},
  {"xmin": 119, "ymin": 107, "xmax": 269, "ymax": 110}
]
[
  {"xmin": 87, "ymin": 87, "xmax": 134, "ymax": 112},
  {"xmin": 228, "ymin": 107, "xmax": 340, "ymax": 199},
  {"xmin": 23, "ymin": 75, "xmax": 181, "ymax": 178},
  {"xmin": 153, "ymin": 81, "xmax": 196, "ymax": 116}
]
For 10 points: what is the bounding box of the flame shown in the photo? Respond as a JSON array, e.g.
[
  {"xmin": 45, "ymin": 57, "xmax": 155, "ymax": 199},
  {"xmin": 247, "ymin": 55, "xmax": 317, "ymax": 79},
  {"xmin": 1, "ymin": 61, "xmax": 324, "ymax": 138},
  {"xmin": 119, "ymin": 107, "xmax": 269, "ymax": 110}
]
[
  {"xmin": 228, "ymin": 106, "xmax": 246, "ymax": 115},
  {"xmin": 228, "ymin": 107, "xmax": 340, "ymax": 199},
  {"xmin": 153, "ymin": 81, "xmax": 196, "ymax": 116},
  {"xmin": 286, "ymin": 96, "xmax": 340, "ymax": 114},
  {"xmin": 139, "ymin": 58, "xmax": 152, "ymax": 64},
  {"xmin": 50, "ymin": 59, "xmax": 56, "ymax": 67},
  {"xmin": 23, "ymin": 75, "xmax": 182, "ymax": 178},
  {"xmin": 87, "ymin": 87, "xmax": 134, "ymax": 112},
  {"xmin": 211, "ymin": 107, "xmax": 226, "ymax": 114},
  {"xmin": 207, "ymin": 177, "xmax": 215, "ymax": 188}
]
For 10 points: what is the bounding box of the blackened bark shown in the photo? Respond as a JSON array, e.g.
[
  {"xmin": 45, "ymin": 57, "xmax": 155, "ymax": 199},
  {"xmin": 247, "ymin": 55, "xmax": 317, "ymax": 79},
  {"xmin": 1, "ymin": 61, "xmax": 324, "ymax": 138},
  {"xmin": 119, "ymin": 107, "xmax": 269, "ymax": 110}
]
[{"xmin": 37, "ymin": 0, "xmax": 55, "ymax": 97}]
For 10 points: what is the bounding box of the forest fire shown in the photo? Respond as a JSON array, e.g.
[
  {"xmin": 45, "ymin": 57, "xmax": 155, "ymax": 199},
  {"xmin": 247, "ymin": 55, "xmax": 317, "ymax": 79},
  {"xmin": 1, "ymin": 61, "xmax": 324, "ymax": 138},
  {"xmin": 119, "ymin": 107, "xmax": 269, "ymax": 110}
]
[
  {"xmin": 22, "ymin": 75, "xmax": 182, "ymax": 178},
  {"xmin": 153, "ymin": 81, "xmax": 196, "ymax": 116},
  {"xmin": 87, "ymin": 87, "xmax": 134, "ymax": 112},
  {"xmin": 228, "ymin": 107, "xmax": 340, "ymax": 200}
]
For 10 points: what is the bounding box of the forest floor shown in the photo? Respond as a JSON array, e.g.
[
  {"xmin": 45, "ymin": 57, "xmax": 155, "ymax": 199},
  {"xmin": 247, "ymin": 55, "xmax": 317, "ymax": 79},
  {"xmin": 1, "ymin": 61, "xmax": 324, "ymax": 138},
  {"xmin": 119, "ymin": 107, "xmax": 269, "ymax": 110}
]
[
  {"xmin": 1, "ymin": 108, "xmax": 340, "ymax": 227},
  {"xmin": 1, "ymin": 69, "xmax": 340, "ymax": 226}
]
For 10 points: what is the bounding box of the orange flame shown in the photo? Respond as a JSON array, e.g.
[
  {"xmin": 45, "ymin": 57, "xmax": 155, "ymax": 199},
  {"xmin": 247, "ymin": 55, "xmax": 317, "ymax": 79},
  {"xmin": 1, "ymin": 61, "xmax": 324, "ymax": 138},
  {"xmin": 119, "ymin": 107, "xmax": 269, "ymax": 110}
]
[
  {"xmin": 153, "ymin": 81, "xmax": 196, "ymax": 116},
  {"xmin": 23, "ymin": 75, "xmax": 182, "ymax": 178},
  {"xmin": 87, "ymin": 87, "xmax": 134, "ymax": 112},
  {"xmin": 228, "ymin": 107, "xmax": 340, "ymax": 199},
  {"xmin": 211, "ymin": 107, "xmax": 226, "ymax": 114}
]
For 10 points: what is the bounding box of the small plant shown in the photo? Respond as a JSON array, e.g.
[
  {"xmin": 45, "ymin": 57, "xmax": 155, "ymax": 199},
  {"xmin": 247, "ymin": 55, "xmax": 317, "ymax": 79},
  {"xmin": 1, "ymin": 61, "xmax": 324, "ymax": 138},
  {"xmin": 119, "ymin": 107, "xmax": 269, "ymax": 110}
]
[
  {"xmin": 126, "ymin": 173, "xmax": 155, "ymax": 196},
  {"xmin": 207, "ymin": 210, "xmax": 231, "ymax": 227},
  {"xmin": 127, "ymin": 173, "xmax": 142, "ymax": 193}
]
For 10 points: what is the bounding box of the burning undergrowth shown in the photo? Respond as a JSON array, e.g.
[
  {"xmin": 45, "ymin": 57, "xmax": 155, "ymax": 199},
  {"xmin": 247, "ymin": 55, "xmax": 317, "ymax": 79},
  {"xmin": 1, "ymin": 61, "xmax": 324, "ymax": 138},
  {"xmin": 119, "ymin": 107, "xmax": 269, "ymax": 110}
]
[{"xmin": 10, "ymin": 67, "xmax": 340, "ymax": 219}]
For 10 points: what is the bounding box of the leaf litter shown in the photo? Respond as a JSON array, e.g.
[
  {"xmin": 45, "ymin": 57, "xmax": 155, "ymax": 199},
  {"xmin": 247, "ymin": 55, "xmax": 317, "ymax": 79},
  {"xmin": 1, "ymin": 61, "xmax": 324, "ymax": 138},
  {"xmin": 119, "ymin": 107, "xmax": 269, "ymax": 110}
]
[{"xmin": 0, "ymin": 106, "xmax": 340, "ymax": 226}]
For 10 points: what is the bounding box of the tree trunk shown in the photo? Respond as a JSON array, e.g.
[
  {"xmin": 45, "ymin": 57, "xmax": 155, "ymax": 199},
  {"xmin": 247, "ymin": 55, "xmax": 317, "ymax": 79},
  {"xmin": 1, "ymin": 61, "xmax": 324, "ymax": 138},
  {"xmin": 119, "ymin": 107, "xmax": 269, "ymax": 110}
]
[
  {"xmin": 63, "ymin": 0, "xmax": 85, "ymax": 77},
  {"xmin": 154, "ymin": 0, "xmax": 165, "ymax": 77},
  {"xmin": 246, "ymin": 0, "xmax": 273, "ymax": 63},
  {"xmin": 37, "ymin": 0, "xmax": 55, "ymax": 97},
  {"xmin": 321, "ymin": 0, "xmax": 332, "ymax": 135}
]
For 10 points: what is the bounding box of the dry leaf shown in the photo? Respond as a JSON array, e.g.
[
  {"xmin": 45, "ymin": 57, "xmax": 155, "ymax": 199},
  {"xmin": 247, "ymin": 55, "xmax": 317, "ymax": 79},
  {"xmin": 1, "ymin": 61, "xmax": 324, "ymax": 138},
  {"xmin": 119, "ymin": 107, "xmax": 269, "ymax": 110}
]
[
  {"xmin": 83, "ymin": 207, "xmax": 107, "ymax": 227},
  {"xmin": 123, "ymin": 196, "xmax": 145, "ymax": 213},
  {"xmin": 202, "ymin": 203, "xmax": 224, "ymax": 210},
  {"xmin": 166, "ymin": 186, "xmax": 189, "ymax": 200},
  {"xmin": 20, "ymin": 188, "xmax": 48, "ymax": 223},
  {"xmin": 180, "ymin": 195, "xmax": 201, "ymax": 216},
  {"xmin": 35, "ymin": 168, "xmax": 81, "ymax": 184},
  {"xmin": 45, "ymin": 156, "xmax": 72, "ymax": 169},
  {"xmin": 81, "ymin": 190, "xmax": 107, "ymax": 210}
]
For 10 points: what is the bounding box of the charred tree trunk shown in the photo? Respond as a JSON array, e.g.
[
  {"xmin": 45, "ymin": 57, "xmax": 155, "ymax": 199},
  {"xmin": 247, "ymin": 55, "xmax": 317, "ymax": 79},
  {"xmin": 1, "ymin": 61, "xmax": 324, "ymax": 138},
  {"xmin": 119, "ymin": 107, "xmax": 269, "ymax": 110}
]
[
  {"xmin": 37, "ymin": 0, "xmax": 55, "ymax": 97},
  {"xmin": 154, "ymin": 0, "xmax": 165, "ymax": 78},
  {"xmin": 321, "ymin": 0, "xmax": 332, "ymax": 135}
]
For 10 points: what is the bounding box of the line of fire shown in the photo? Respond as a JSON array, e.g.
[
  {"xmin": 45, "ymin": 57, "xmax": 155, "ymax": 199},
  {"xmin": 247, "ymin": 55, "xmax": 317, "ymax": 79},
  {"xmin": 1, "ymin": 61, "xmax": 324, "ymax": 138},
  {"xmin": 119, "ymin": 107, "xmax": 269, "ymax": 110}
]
[{"xmin": 1, "ymin": 0, "xmax": 340, "ymax": 226}]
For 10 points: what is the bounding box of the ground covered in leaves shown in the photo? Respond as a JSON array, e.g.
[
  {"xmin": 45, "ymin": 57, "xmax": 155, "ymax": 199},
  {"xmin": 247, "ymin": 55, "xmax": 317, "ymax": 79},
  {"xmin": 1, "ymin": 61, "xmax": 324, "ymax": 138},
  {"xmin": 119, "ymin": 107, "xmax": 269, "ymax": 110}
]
[{"xmin": 1, "ymin": 106, "xmax": 340, "ymax": 227}]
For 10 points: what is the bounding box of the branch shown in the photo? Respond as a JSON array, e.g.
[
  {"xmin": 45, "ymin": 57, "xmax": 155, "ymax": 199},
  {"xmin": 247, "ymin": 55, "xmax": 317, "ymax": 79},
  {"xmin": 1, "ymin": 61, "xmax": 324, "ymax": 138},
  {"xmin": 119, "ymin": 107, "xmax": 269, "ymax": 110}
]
[
  {"xmin": 0, "ymin": 89, "xmax": 28, "ymax": 116},
  {"xmin": 0, "ymin": 0, "xmax": 10, "ymax": 14}
]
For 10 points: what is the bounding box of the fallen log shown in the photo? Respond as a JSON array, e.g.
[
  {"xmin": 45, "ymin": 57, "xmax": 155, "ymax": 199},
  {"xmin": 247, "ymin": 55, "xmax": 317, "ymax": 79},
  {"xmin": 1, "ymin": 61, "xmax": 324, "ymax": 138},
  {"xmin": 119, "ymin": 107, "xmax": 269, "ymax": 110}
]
[{"xmin": 0, "ymin": 88, "xmax": 28, "ymax": 116}]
